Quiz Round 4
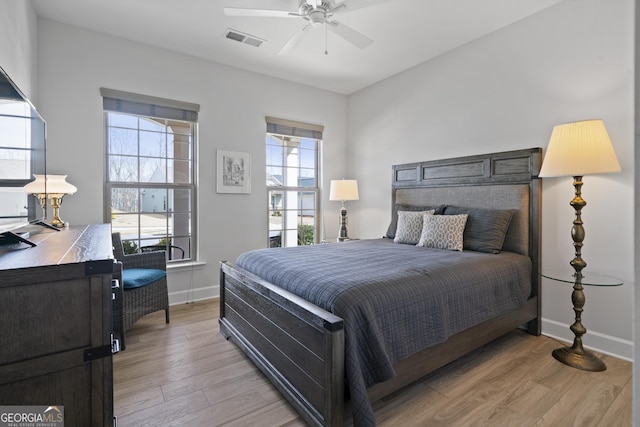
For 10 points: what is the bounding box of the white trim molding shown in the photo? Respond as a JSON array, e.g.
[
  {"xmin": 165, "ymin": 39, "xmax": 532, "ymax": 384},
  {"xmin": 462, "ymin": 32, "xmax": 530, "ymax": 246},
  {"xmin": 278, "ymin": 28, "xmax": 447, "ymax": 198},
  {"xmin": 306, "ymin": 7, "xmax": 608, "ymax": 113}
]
[{"xmin": 542, "ymin": 317, "xmax": 633, "ymax": 362}]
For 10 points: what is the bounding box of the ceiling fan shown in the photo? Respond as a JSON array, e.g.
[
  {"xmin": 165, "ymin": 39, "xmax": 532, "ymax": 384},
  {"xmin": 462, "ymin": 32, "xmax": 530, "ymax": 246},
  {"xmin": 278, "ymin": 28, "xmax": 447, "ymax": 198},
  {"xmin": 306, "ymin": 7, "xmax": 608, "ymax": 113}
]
[{"xmin": 224, "ymin": 0, "xmax": 389, "ymax": 55}]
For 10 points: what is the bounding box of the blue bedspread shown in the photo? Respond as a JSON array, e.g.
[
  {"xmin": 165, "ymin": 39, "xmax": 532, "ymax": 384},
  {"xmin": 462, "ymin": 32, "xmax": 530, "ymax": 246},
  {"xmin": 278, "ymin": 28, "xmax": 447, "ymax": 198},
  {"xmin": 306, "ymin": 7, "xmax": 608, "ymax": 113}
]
[{"xmin": 237, "ymin": 238, "xmax": 531, "ymax": 426}]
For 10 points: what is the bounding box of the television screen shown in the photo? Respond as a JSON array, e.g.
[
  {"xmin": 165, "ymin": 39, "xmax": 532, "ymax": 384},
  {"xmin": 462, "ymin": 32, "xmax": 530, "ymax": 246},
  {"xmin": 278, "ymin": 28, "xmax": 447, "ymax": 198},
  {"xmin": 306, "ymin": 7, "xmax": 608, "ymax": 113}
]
[{"xmin": 0, "ymin": 66, "xmax": 47, "ymax": 238}]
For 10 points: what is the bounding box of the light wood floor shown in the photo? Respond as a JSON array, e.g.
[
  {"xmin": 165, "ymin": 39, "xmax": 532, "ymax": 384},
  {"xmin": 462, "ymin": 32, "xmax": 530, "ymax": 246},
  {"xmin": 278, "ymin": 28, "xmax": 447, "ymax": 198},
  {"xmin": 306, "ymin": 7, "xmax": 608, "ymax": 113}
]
[{"xmin": 113, "ymin": 299, "xmax": 632, "ymax": 426}]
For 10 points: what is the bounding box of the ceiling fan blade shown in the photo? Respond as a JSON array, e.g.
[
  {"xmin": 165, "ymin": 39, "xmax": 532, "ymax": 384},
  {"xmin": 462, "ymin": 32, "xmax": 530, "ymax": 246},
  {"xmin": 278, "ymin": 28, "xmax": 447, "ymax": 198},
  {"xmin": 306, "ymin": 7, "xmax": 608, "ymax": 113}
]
[
  {"xmin": 327, "ymin": 20, "xmax": 372, "ymax": 49},
  {"xmin": 333, "ymin": 0, "xmax": 392, "ymax": 13},
  {"xmin": 224, "ymin": 8, "xmax": 297, "ymax": 18},
  {"xmin": 278, "ymin": 25, "xmax": 312, "ymax": 55}
]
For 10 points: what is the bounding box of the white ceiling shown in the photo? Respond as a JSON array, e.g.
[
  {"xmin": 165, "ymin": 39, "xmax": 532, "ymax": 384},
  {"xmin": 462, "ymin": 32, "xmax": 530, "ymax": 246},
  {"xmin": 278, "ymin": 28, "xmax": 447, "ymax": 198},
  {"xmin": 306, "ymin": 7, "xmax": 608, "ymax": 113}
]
[{"xmin": 31, "ymin": 0, "xmax": 564, "ymax": 95}]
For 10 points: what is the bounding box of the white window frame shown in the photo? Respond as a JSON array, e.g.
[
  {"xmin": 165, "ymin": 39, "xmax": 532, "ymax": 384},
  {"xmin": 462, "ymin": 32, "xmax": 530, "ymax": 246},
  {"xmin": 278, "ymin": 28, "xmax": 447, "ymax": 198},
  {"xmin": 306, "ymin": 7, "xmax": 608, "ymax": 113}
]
[
  {"xmin": 102, "ymin": 88, "xmax": 198, "ymax": 262},
  {"xmin": 266, "ymin": 117, "xmax": 323, "ymax": 248}
]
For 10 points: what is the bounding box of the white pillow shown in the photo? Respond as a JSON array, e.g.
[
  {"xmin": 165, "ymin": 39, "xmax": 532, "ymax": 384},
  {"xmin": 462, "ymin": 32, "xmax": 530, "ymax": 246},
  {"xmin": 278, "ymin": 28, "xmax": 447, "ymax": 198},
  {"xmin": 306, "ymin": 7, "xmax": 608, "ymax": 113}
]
[
  {"xmin": 417, "ymin": 213, "xmax": 468, "ymax": 251},
  {"xmin": 394, "ymin": 210, "xmax": 434, "ymax": 244}
]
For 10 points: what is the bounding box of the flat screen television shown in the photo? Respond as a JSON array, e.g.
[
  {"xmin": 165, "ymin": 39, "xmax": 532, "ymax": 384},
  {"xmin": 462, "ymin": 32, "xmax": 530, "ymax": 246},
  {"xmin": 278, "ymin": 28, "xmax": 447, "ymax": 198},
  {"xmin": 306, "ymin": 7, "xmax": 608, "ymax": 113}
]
[{"xmin": 0, "ymin": 66, "xmax": 47, "ymax": 246}]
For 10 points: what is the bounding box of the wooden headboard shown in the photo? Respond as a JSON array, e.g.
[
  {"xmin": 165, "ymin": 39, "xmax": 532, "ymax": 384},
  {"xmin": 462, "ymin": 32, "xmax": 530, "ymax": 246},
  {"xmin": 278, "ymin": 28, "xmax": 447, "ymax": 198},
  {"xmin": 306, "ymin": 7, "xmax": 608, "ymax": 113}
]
[{"xmin": 391, "ymin": 148, "xmax": 542, "ymax": 300}]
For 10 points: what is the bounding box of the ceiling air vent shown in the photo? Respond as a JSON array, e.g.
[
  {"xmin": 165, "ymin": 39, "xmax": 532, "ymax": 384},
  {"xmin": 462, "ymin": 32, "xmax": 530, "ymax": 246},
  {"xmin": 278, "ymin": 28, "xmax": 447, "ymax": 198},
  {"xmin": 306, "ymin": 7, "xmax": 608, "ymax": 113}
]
[{"xmin": 224, "ymin": 29, "xmax": 264, "ymax": 48}]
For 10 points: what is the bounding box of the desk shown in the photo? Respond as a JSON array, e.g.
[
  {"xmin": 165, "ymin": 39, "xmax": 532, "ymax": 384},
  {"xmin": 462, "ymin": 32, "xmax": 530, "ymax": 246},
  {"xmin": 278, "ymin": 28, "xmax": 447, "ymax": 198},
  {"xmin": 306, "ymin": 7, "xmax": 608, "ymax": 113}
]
[{"xmin": 542, "ymin": 271, "xmax": 622, "ymax": 371}]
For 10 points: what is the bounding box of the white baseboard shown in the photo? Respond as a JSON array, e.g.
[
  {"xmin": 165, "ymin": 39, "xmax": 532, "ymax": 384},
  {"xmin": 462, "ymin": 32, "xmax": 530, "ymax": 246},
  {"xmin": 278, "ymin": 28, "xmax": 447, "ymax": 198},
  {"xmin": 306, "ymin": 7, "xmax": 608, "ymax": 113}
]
[
  {"xmin": 169, "ymin": 285, "xmax": 219, "ymax": 305},
  {"xmin": 160, "ymin": 296, "xmax": 635, "ymax": 361},
  {"xmin": 542, "ymin": 318, "xmax": 633, "ymax": 362}
]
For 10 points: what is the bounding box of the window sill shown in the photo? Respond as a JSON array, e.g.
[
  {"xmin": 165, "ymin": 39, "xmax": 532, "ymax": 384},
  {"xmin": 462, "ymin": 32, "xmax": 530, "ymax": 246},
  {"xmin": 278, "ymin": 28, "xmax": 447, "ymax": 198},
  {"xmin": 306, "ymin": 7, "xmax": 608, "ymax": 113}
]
[{"xmin": 167, "ymin": 261, "xmax": 207, "ymax": 272}]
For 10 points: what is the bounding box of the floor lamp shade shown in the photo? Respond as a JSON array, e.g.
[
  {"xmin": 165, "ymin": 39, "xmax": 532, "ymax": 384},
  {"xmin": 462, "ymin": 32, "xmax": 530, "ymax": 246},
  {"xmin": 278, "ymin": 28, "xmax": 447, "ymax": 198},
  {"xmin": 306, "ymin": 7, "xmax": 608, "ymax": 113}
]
[{"xmin": 539, "ymin": 119, "xmax": 621, "ymax": 177}]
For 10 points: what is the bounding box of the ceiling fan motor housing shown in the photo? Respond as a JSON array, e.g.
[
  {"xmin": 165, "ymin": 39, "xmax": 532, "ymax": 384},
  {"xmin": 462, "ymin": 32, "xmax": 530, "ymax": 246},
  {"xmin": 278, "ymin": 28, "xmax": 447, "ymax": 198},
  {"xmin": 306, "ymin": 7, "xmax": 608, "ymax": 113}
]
[
  {"xmin": 301, "ymin": 0, "xmax": 336, "ymax": 13},
  {"xmin": 303, "ymin": 0, "xmax": 336, "ymax": 9}
]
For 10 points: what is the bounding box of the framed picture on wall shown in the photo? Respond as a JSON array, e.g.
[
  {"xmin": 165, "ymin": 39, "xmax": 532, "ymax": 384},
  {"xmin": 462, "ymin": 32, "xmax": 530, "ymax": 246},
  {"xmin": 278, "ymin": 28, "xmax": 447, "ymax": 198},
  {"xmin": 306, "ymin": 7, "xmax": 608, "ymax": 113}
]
[{"xmin": 217, "ymin": 150, "xmax": 251, "ymax": 194}]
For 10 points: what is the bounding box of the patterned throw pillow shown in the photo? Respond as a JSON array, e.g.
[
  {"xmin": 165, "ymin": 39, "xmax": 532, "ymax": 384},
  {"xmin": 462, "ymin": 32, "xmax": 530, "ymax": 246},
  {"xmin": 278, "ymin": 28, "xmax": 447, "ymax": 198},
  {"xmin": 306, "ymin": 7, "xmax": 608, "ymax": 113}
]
[
  {"xmin": 393, "ymin": 210, "xmax": 434, "ymax": 244},
  {"xmin": 417, "ymin": 213, "xmax": 469, "ymax": 251},
  {"xmin": 385, "ymin": 204, "xmax": 447, "ymax": 239}
]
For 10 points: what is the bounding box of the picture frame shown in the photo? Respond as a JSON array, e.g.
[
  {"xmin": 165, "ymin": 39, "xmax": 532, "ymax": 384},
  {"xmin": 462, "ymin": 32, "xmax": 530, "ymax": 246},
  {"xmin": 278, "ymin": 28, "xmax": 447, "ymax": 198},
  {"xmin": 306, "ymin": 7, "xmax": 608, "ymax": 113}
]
[{"xmin": 217, "ymin": 150, "xmax": 251, "ymax": 194}]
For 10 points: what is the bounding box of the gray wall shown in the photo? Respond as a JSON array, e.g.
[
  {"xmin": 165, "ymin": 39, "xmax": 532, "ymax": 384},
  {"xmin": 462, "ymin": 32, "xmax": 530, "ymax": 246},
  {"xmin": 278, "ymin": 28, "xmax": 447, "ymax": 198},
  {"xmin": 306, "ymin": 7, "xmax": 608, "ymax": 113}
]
[
  {"xmin": 0, "ymin": 1, "xmax": 38, "ymax": 100},
  {"xmin": 33, "ymin": 19, "xmax": 349, "ymax": 304},
  {"xmin": 348, "ymin": 0, "xmax": 634, "ymax": 361}
]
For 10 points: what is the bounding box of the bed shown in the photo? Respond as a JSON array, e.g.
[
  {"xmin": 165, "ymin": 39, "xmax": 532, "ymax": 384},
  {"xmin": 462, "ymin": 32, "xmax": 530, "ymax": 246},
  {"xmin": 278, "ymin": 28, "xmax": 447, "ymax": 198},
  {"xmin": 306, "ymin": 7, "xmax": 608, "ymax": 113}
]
[{"xmin": 219, "ymin": 148, "xmax": 542, "ymax": 426}]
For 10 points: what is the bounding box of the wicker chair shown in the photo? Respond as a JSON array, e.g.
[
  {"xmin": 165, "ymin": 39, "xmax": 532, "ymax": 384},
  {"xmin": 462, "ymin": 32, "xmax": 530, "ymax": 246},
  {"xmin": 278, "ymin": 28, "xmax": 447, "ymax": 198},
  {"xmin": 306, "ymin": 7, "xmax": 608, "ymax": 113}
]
[{"xmin": 112, "ymin": 232, "xmax": 170, "ymax": 349}]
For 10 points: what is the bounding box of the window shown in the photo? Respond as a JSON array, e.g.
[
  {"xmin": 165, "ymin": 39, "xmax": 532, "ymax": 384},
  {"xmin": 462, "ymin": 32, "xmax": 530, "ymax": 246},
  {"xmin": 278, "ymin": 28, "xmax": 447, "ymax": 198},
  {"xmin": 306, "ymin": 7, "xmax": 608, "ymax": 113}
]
[
  {"xmin": 102, "ymin": 88, "xmax": 198, "ymax": 261},
  {"xmin": 266, "ymin": 117, "xmax": 323, "ymax": 248}
]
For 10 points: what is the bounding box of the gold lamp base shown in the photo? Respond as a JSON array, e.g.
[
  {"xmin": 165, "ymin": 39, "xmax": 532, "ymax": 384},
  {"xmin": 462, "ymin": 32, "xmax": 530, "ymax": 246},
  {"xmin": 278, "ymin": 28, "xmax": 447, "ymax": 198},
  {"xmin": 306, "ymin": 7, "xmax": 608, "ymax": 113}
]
[
  {"xmin": 552, "ymin": 346, "xmax": 606, "ymax": 372},
  {"xmin": 49, "ymin": 195, "xmax": 67, "ymax": 228},
  {"xmin": 549, "ymin": 175, "xmax": 606, "ymax": 373}
]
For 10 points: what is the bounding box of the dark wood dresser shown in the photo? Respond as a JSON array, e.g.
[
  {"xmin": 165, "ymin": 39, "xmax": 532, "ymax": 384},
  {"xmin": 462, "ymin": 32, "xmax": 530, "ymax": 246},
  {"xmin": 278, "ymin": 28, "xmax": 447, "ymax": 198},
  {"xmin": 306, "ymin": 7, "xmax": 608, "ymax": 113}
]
[{"xmin": 0, "ymin": 224, "xmax": 115, "ymax": 426}]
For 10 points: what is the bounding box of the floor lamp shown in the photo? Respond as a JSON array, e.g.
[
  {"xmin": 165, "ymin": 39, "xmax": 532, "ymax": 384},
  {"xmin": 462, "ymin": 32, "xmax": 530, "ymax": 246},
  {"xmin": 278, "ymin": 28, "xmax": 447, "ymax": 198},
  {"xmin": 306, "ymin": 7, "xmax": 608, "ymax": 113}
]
[
  {"xmin": 539, "ymin": 119, "xmax": 621, "ymax": 371},
  {"xmin": 329, "ymin": 179, "xmax": 359, "ymax": 242}
]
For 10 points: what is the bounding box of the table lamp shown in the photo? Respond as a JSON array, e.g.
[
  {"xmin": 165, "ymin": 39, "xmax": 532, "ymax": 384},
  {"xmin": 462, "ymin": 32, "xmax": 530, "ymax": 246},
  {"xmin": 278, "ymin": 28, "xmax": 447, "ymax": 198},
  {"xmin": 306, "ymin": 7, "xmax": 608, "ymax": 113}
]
[
  {"xmin": 24, "ymin": 174, "xmax": 77, "ymax": 228},
  {"xmin": 329, "ymin": 179, "xmax": 359, "ymax": 242},
  {"xmin": 539, "ymin": 119, "xmax": 621, "ymax": 371}
]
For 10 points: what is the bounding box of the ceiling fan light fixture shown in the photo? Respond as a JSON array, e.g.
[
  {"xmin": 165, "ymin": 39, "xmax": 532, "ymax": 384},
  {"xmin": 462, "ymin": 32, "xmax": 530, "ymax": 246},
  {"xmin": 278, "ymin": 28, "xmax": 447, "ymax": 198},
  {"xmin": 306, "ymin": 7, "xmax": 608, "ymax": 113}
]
[{"xmin": 308, "ymin": 10, "xmax": 325, "ymax": 27}]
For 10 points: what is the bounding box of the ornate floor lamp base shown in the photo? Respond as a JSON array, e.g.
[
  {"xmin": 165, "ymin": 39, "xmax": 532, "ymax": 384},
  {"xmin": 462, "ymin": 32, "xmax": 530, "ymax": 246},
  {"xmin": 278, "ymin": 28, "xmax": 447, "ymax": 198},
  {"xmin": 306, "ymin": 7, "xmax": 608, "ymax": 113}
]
[{"xmin": 552, "ymin": 346, "xmax": 606, "ymax": 372}]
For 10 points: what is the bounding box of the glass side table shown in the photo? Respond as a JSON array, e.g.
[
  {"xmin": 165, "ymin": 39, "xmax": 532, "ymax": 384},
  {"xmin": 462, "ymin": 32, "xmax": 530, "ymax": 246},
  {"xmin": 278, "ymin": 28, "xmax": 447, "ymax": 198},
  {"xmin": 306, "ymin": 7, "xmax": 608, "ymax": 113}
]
[{"xmin": 541, "ymin": 271, "xmax": 623, "ymax": 372}]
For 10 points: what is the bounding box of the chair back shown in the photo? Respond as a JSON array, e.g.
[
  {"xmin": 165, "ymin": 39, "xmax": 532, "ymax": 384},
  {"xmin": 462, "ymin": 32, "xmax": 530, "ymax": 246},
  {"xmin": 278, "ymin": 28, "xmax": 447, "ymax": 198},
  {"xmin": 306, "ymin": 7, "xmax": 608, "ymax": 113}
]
[
  {"xmin": 140, "ymin": 244, "xmax": 185, "ymax": 260},
  {"xmin": 112, "ymin": 232, "xmax": 126, "ymax": 261}
]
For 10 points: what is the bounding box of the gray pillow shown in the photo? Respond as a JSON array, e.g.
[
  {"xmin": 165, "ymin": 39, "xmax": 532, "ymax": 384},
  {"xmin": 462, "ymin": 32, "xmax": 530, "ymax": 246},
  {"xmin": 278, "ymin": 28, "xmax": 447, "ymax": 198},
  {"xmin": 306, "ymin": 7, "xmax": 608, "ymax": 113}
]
[
  {"xmin": 386, "ymin": 203, "xmax": 446, "ymax": 239},
  {"xmin": 443, "ymin": 206, "xmax": 515, "ymax": 254},
  {"xmin": 394, "ymin": 210, "xmax": 434, "ymax": 244}
]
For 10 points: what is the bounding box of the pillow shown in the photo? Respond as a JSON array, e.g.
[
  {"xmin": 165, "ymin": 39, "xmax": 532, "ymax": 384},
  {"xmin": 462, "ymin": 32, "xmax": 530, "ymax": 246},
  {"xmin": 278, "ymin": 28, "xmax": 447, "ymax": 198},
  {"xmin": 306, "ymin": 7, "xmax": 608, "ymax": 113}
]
[
  {"xmin": 444, "ymin": 206, "xmax": 515, "ymax": 254},
  {"xmin": 122, "ymin": 268, "xmax": 166, "ymax": 289},
  {"xmin": 393, "ymin": 210, "xmax": 434, "ymax": 244},
  {"xmin": 386, "ymin": 204, "xmax": 446, "ymax": 239},
  {"xmin": 417, "ymin": 213, "xmax": 468, "ymax": 251}
]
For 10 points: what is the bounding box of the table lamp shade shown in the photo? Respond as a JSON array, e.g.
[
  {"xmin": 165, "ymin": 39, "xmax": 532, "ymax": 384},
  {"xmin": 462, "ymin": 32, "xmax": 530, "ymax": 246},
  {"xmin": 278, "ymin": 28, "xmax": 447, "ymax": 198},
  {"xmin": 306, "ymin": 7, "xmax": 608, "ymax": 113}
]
[
  {"xmin": 539, "ymin": 119, "xmax": 621, "ymax": 177},
  {"xmin": 46, "ymin": 175, "xmax": 77, "ymax": 195},
  {"xmin": 329, "ymin": 179, "xmax": 359, "ymax": 201},
  {"xmin": 23, "ymin": 174, "xmax": 77, "ymax": 195}
]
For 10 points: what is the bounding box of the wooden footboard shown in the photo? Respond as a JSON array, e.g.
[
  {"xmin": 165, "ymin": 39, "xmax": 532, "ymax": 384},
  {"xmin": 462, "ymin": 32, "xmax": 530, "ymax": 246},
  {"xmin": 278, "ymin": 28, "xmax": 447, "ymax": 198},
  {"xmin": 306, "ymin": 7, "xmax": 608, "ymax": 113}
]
[
  {"xmin": 219, "ymin": 262, "xmax": 345, "ymax": 427},
  {"xmin": 220, "ymin": 261, "xmax": 538, "ymax": 426}
]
